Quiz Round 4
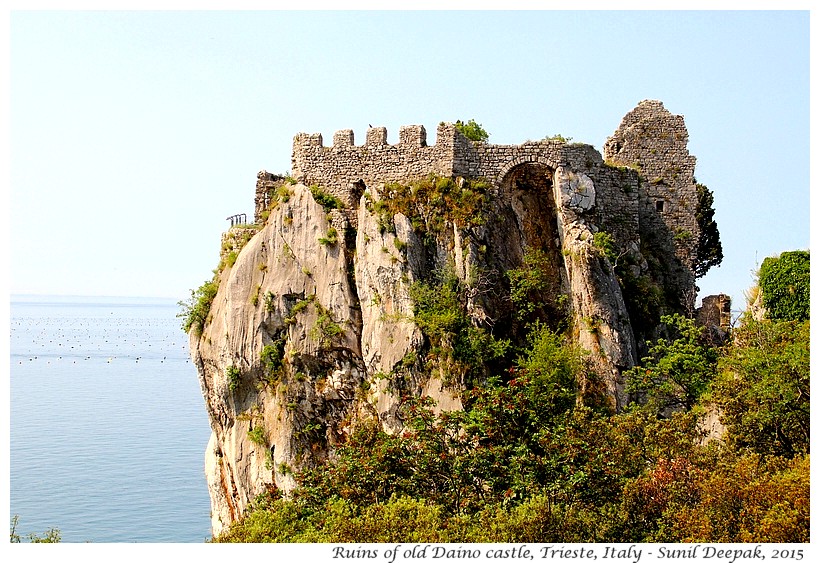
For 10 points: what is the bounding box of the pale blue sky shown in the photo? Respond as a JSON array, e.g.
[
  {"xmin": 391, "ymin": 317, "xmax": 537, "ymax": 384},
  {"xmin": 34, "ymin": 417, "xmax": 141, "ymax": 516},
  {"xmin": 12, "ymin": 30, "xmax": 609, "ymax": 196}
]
[{"xmin": 8, "ymin": 10, "xmax": 810, "ymax": 313}]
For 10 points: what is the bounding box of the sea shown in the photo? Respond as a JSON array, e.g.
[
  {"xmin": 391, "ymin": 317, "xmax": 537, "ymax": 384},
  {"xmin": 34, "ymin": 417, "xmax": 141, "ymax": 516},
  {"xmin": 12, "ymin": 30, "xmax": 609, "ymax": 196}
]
[{"xmin": 8, "ymin": 295, "xmax": 213, "ymax": 543}]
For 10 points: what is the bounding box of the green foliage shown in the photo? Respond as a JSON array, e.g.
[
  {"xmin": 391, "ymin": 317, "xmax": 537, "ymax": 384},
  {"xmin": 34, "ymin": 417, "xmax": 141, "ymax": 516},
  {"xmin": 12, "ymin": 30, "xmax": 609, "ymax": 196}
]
[
  {"xmin": 275, "ymin": 184, "xmax": 292, "ymax": 203},
  {"xmin": 592, "ymin": 231, "xmax": 618, "ymax": 263},
  {"xmin": 318, "ymin": 227, "xmax": 338, "ymax": 247},
  {"xmin": 218, "ymin": 228, "xmax": 259, "ymax": 271},
  {"xmin": 625, "ymin": 314, "xmax": 718, "ymax": 413},
  {"xmin": 373, "ymin": 175, "xmax": 490, "ymax": 235},
  {"xmin": 248, "ymin": 425, "xmax": 268, "ymax": 447},
  {"xmin": 309, "ymin": 185, "xmax": 343, "ymax": 211},
  {"xmin": 507, "ymin": 249, "xmax": 552, "ymax": 322},
  {"xmin": 285, "ymin": 296, "xmax": 312, "ymax": 324},
  {"xmin": 673, "ymin": 228, "xmax": 693, "ymax": 243},
  {"xmin": 711, "ymin": 318, "xmax": 809, "ymax": 457},
  {"xmin": 312, "ymin": 305, "xmax": 345, "ymax": 348},
  {"xmin": 543, "ymin": 133, "xmax": 573, "ymax": 143},
  {"xmin": 9, "ymin": 515, "xmax": 61, "ymax": 543},
  {"xmin": 214, "ymin": 262, "xmax": 809, "ymax": 544},
  {"xmin": 217, "ymin": 342, "xmax": 809, "ymax": 543},
  {"xmin": 177, "ymin": 278, "xmax": 219, "ymax": 335},
  {"xmin": 692, "ymin": 182, "xmax": 723, "ymax": 278},
  {"xmin": 260, "ymin": 339, "xmax": 286, "ymax": 382},
  {"xmin": 454, "ymin": 119, "xmax": 489, "ymax": 142},
  {"xmin": 409, "ymin": 268, "xmax": 509, "ymax": 382},
  {"xmin": 226, "ymin": 365, "xmax": 242, "ymax": 392},
  {"xmin": 516, "ymin": 322, "xmax": 582, "ymax": 410},
  {"xmin": 506, "ymin": 248, "xmax": 568, "ymax": 331},
  {"xmin": 757, "ymin": 250, "xmax": 809, "ymax": 322}
]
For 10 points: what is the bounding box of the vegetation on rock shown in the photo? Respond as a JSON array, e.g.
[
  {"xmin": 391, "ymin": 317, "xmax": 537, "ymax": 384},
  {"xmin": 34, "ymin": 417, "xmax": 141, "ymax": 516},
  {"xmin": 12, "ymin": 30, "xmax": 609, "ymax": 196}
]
[
  {"xmin": 309, "ymin": 185, "xmax": 343, "ymax": 212},
  {"xmin": 183, "ymin": 164, "xmax": 806, "ymax": 544},
  {"xmin": 177, "ymin": 278, "xmax": 219, "ymax": 336},
  {"xmin": 409, "ymin": 268, "xmax": 510, "ymax": 385},
  {"xmin": 370, "ymin": 175, "xmax": 491, "ymax": 236},
  {"xmin": 214, "ymin": 251, "xmax": 810, "ymax": 542}
]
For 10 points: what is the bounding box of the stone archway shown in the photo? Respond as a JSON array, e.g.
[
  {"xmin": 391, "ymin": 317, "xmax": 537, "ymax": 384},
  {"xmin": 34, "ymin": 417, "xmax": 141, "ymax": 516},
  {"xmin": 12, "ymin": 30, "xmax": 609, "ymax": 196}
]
[
  {"xmin": 480, "ymin": 161, "xmax": 567, "ymax": 334},
  {"xmin": 501, "ymin": 162, "xmax": 560, "ymax": 252}
]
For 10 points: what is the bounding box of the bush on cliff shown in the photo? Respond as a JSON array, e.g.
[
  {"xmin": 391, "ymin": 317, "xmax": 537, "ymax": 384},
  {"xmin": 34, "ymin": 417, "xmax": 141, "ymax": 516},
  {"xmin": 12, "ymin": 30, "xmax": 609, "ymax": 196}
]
[
  {"xmin": 214, "ymin": 306, "xmax": 809, "ymax": 543},
  {"xmin": 177, "ymin": 278, "xmax": 219, "ymax": 336}
]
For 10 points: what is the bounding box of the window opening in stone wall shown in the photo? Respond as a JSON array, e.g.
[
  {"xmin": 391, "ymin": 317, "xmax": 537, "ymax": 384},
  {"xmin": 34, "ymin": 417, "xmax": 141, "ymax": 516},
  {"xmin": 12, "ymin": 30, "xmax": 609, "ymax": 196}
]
[{"xmin": 656, "ymin": 200, "xmax": 665, "ymax": 213}]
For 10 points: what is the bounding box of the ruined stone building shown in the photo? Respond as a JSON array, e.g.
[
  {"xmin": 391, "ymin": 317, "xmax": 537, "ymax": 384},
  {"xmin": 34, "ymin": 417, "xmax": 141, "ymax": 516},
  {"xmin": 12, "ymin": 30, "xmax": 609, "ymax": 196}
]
[{"xmin": 193, "ymin": 100, "xmax": 725, "ymax": 535}]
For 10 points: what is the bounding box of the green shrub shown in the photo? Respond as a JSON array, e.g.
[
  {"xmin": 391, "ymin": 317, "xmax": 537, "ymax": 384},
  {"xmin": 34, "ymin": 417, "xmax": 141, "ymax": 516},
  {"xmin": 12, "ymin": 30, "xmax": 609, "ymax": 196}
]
[
  {"xmin": 454, "ymin": 119, "xmax": 489, "ymax": 142},
  {"xmin": 318, "ymin": 227, "xmax": 338, "ymax": 246},
  {"xmin": 409, "ymin": 268, "xmax": 509, "ymax": 382},
  {"xmin": 309, "ymin": 185, "xmax": 343, "ymax": 211},
  {"xmin": 543, "ymin": 133, "xmax": 573, "ymax": 143},
  {"xmin": 370, "ymin": 175, "xmax": 490, "ymax": 236},
  {"xmin": 592, "ymin": 231, "xmax": 618, "ymax": 263},
  {"xmin": 177, "ymin": 279, "xmax": 219, "ymax": 335},
  {"xmin": 312, "ymin": 305, "xmax": 344, "ymax": 348},
  {"xmin": 260, "ymin": 339, "xmax": 286, "ymax": 381},
  {"xmin": 507, "ymin": 248, "xmax": 553, "ymax": 322},
  {"xmin": 9, "ymin": 515, "xmax": 61, "ymax": 543},
  {"xmin": 757, "ymin": 250, "xmax": 809, "ymax": 321},
  {"xmin": 625, "ymin": 314, "xmax": 718, "ymax": 412},
  {"xmin": 248, "ymin": 426, "xmax": 267, "ymax": 447},
  {"xmin": 226, "ymin": 365, "xmax": 242, "ymax": 392},
  {"xmin": 711, "ymin": 318, "xmax": 809, "ymax": 457}
]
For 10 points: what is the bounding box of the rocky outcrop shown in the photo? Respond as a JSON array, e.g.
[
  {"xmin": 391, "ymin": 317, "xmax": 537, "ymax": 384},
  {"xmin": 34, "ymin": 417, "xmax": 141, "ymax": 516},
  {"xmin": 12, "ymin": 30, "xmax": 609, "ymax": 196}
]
[{"xmin": 190, "ymin": 101, "xmax": 721, "ymax": 536}]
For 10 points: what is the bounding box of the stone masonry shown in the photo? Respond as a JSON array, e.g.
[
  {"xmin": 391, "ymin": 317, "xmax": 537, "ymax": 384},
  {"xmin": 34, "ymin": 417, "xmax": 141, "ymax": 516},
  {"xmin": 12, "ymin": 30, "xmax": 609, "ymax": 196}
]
[
  {"xmin": 604, "ymin": 100, "xmax": 700, "ymax": 270},
  {"xmin": 280, "ymin": 101, "xmax": 701, "ymax": 289}
]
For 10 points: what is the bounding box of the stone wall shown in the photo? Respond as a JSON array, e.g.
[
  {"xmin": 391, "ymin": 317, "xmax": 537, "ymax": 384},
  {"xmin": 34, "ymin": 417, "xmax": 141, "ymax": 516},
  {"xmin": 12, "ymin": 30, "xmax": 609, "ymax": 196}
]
[
  {"xmin": 604, "ymin": 100, "xmax": 700, "ymax": 269},
  {"xmin": 280, "ymin": 101, "xmax": 703, "ymax": 305},
  {"xmin": 254, "ymin": 171, "xmax": 286, "ymax": 223},
  {"xmin": 697, "ymin": 293, "xmax": 732, "ymax": 346},
  {"xmin": 291, "ymin": 122, "xmax": 631, "ymax": 198},
  {"xmin": 290, "ymin": 123, "xmax": 456, "ymax": 207}
]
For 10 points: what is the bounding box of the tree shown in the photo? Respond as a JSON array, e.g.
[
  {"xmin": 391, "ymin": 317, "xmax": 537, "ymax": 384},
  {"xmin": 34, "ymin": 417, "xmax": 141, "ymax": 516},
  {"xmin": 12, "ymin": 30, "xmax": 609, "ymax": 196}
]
[
  {"xmin": 454, "ymin": 119, "xmax": 490, "ymax": 143},
  {"xmin": 693, "ymin": 183, "xmax": 723, "ymax": 278},
  {"xmin": 711, "ymin": 318, "xmax": 810, "ymax": 457},
  {"xmin": 757, "ymin": 250, "xmax": 809, "ymax": 322},
  {"xmin": 625, "ymin": 314, "xmax": 718, "ymax": 413}
]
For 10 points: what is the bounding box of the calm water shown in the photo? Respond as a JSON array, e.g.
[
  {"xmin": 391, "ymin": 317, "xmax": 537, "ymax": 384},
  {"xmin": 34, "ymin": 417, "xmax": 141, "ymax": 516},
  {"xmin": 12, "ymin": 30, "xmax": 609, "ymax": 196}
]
[{"xmin": 9, "ymin": 296, "xmax": 213, "ymax": 542}]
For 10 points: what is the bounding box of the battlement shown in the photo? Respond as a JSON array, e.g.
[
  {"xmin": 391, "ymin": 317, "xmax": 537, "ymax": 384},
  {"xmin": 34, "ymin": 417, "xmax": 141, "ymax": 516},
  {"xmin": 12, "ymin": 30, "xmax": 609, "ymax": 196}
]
[
  {"xmin": 295, "ymin": 123, "xmax": 449, "ymax": 151},
  {"xmin": 290, "ymin": 122, "xmax": 604, "ymax": 200},
  {"xmin": 290, "ymin": 123, "xmax": 464, "ymax": 209},
  {"xmin": 277, "ymin": 103, "xmax": 703, "ymax": 304},
  {"xmin": 307, "ymin": 125, "xmax": 430, "ymax": 149}
]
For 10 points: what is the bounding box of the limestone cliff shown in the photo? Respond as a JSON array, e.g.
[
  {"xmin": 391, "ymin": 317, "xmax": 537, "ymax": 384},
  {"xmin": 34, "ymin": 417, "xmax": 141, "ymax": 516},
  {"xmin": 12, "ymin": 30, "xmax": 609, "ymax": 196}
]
[{"xmin": 189, "ymin": 100, "xmax": 720, "ymax": 536}]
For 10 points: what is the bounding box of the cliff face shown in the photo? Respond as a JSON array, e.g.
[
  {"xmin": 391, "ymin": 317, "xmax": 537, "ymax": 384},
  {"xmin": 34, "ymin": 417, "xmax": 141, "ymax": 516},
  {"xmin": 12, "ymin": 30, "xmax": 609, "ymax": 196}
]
[{"xmin": 190, "ymin": 100, "xmax": 713, "ymax": 536}]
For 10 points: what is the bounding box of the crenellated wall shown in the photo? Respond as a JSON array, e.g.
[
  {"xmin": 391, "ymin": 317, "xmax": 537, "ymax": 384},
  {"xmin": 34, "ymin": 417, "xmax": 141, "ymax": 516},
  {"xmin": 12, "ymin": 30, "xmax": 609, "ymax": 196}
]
[
  {"xmin": 274, "ymin": 101, "xmax": 704, "ymax": 312},
  {"xmin": 290, "ymin": 123, "xmax": 456, "ymax": 208},
  {"xmin": 291, "ymin": 122, "xmax": 624, "ymax": 197}
]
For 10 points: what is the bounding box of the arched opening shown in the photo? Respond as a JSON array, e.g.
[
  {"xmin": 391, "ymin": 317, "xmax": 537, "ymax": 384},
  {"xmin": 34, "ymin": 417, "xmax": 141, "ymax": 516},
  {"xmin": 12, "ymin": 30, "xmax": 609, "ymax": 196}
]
[
  {"xmin": 504, "ymin": 163, "xmax": 559, "ymax": 251},
  {"xmin": 481, "ymin": 162, "xmax": 567, "ymax": 336}
]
